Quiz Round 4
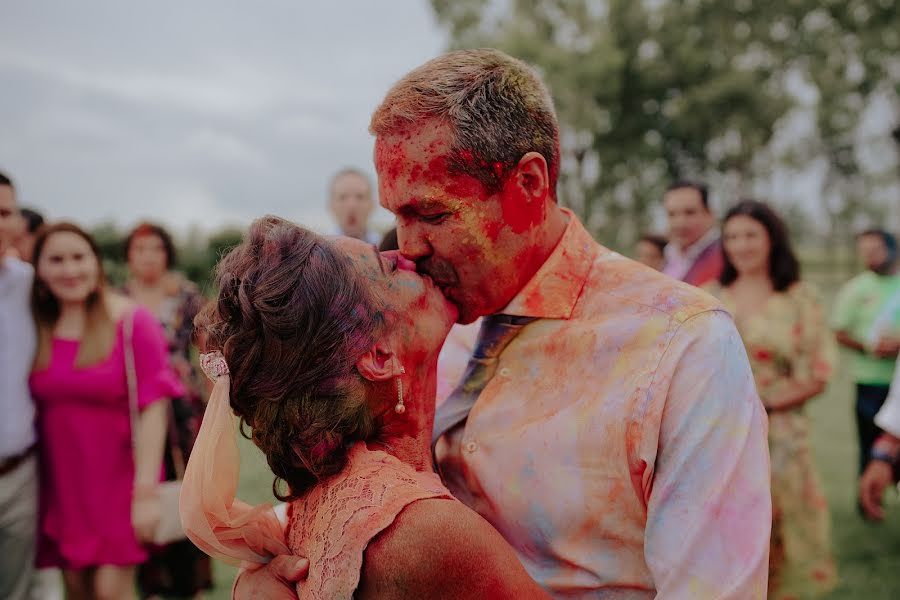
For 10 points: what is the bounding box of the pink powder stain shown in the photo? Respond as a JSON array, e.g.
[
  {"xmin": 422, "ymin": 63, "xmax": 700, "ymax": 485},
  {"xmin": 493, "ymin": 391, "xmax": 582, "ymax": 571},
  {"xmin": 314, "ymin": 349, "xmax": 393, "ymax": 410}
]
[{"xmin": 522, "ymin": 286, "xmax": 547, "ymax": 315}]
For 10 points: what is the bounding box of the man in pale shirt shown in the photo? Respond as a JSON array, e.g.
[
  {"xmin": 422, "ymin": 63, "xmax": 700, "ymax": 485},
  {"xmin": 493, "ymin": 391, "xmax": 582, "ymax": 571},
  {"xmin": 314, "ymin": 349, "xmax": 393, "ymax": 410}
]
[
  {"xmin": 238, "ymin": 50, "xmax": 770, "ymax": 599},
  {"xmin": 327, "ymin": 167, "xmax": 381, "ymax": 245},
  {"xmin": 859, "ymin": 359, "xmax": 900, "ymax": 520},
  {"xmin": 662, "ymin": 180, "xmax": 724, "ymax": 287},
  {"xmin": 0, "ymin": 170, "xmax": 39, "ymax": 600}
]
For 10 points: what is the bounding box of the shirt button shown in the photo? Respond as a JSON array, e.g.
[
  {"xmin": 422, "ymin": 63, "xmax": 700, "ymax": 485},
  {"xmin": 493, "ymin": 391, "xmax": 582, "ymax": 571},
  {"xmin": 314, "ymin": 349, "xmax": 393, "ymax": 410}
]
[
  {"xmin": 465, "ymin": 441, "xmax": 478, "ymax": 453},
  {"xmin": 499, "ymin": 367, "xmax": 511, "ymax": 377}
]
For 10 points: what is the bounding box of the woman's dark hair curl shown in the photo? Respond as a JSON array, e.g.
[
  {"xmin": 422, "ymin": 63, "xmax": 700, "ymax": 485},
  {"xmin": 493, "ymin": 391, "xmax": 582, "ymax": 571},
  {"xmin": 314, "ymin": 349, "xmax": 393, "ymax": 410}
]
[{"xmin": 196, "ymin": 216, "xmax": 383, "ymax": 500}]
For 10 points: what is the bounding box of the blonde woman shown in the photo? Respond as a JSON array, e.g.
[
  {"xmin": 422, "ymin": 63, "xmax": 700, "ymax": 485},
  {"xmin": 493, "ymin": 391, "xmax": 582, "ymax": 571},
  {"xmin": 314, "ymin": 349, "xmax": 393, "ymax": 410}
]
[{"xmin": 28, "ymin": 223, "xmax": 181, "ymax": 600}]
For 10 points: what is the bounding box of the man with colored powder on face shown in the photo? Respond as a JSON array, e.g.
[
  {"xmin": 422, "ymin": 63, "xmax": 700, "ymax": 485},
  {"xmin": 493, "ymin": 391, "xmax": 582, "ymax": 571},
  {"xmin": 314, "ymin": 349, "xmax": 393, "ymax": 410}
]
[
  {"xmin": 235, "ymin": 49, "xmax": 771, "ymax": 598},
  {"xmin": 661, "ymin": 180, "xmax": 724, "ymax": 287}
]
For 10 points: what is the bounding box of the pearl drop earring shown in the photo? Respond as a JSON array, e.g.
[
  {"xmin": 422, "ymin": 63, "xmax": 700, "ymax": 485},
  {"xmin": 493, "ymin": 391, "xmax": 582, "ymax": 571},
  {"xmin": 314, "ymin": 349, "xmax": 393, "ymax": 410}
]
[{"xmin": 394, "ymin": 365, "xmax": 406, "ymax": 414}]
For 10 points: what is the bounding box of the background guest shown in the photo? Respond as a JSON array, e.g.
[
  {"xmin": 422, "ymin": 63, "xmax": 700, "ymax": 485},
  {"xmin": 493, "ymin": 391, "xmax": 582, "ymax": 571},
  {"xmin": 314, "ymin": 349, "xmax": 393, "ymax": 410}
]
[
  {"xmin": 635, "ymin": 233, "xmax": 667, "ymax": 271},
  {"xmin": 707, "ymin": 199, "xmax": 837, "ymax": 599},
  {"xmin": 122, "ymin": 222, "xmax": 212, "ymax": 599},
  {"xmin": 328, "ymin": 167, "xmax": 379, "ymax": 244},
  {"xmin": 15, "ymin": 208, "xmax": 44, "ymax": 264},
  {"xmin": 0, "ymin": 170, "xmax": 39, "ymax": 600},
  {"xmin": 662, "ymin": 180, "xmax": 723, "ymax": 286},
  {"xmin": 859, "ymin": 358, "xmax": 900, "ymax": 520},
  {"xmin": 28, "ymin": 223, "xmax": 181, "ymax": 600},
  {"xmin": 831, "ymin": 229, "xmax": 900, "ymax": 477}
]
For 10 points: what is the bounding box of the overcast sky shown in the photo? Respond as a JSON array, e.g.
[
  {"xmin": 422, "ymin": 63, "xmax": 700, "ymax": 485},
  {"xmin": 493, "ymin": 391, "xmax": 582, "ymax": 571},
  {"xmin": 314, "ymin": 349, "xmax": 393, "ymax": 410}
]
[{"xmin": 0, "ymin": 1, "xmax": 446, "ymax": 237}]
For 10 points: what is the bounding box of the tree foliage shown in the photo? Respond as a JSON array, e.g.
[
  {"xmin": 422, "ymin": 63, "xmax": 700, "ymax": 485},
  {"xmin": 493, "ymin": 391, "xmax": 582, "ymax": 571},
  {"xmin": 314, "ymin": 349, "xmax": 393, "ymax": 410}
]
[
  {"xmin": 88, "ymin": 222, "xmax": 244, "ymax": 291},
  {"xmin": 430, "ymin": 0, "xmax": 900, "ymax": 245}
]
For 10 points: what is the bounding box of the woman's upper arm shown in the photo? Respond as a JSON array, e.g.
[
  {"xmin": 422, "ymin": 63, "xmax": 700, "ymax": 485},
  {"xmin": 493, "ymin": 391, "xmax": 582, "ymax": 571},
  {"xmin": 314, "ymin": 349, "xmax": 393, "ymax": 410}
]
[
  {"xmin": 358, "ymin": 498, "xmax": 549, "ymax": 600},
  {"xmin": 130, "ymin": 306, "xmax": 185, "ymax": 407}
]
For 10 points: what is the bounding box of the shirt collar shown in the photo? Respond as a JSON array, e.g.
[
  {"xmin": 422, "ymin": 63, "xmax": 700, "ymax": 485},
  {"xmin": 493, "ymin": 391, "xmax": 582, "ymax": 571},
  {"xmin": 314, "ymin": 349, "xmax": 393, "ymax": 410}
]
[
  {"xmin": 501, "ymin": 208, "xmax": 596, "ymax": 320},
  {"xmin": 664, "ymin": 226, "xmax": 720, "ymax": 264}
]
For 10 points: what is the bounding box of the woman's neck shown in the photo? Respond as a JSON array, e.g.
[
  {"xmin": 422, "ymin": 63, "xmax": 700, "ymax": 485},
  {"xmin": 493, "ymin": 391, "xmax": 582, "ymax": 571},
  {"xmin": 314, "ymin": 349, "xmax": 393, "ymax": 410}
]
[
  {"xmin": 129, "ymin": 272, "xmax": 166, "ymax": 290},
  {"xmin": 56, "ymin": 302, "xmax": 88, "ymax": 338},
  {"xmin": 733, "ymin": 269, "xmax": 771, "ymax": 288},
  {"xmin": 128, "ymin": 272, "xmax": 169, "ymax": 313},
  {"xmin": 367, "ymin": 358, "xmax": 439, "ymax": 473}
]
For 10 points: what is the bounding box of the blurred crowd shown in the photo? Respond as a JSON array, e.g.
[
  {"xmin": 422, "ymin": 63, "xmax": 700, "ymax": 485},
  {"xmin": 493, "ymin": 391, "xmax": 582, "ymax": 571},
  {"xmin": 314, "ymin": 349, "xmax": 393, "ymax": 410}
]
[{"xmin": 1, "ymin": 164, "xmax": 899, "ymax": 600}]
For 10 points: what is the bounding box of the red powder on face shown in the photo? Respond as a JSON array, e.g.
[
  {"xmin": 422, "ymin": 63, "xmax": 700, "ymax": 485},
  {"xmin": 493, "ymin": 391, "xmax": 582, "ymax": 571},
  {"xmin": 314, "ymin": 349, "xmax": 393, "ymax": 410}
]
[
  {"xmin": 499, "ymin": 180, "xmax": 541, "ymax": 234},
  {"xmin": 483, "ymin": 220, "xmax": 502, "ymax": 242},
  {"xmin": 425, "ymin": 155, "xmax": 486, "ymax": 200},
  {"xmin": 375, "ymin": 140, "xmax": 407, "ymax": 191}
]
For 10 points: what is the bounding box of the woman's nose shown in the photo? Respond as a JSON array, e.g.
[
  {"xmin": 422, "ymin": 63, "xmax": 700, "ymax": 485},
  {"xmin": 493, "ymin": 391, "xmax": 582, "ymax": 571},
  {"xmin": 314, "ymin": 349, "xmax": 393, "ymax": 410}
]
[{"xmin": 385, "ymin": 250, "xmax": 417, "ymax": 272}]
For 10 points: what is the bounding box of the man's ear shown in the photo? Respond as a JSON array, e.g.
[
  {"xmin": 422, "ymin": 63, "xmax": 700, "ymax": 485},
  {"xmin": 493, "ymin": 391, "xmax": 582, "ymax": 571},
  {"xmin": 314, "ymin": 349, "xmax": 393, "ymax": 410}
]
[
  {"xmin": 356, "ymin": 342, "xmax": 402, "ymax": 383},
  {"xmin": 514, "ymin": 151, "xmax": 550, "ymax": 203}
]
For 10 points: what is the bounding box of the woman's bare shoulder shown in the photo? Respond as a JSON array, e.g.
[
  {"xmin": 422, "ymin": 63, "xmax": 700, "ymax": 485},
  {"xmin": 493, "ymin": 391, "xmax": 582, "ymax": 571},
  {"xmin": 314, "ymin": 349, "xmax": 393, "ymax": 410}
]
[
  {"xmin": 357, "ymin": 498, "xmax": 549, "ymax": 600},
  {"xmin": 105, "ymin": 292, "xmax": 135, "ymax": 320}
]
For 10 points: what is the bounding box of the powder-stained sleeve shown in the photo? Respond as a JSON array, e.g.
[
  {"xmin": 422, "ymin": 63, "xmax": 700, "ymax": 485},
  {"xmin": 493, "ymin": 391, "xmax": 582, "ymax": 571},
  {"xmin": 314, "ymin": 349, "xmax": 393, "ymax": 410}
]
[{"xmin": 642, "ymin": 309, "xmax": 771, "ymax": 599}]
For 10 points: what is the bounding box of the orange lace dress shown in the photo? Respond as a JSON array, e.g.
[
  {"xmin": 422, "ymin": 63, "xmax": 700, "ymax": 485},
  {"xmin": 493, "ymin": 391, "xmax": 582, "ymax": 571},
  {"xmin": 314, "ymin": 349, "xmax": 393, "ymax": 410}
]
[{"xmin": 287, "ymin": 442, "xmax": 454, "ymax": 600}]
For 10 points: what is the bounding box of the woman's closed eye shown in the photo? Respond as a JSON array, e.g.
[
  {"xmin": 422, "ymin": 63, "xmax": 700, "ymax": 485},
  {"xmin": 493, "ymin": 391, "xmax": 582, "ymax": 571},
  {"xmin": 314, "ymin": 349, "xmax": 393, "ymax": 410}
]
[{"xmin": 379, "ymin": 253, "xmax": 399, "ymax": 274}]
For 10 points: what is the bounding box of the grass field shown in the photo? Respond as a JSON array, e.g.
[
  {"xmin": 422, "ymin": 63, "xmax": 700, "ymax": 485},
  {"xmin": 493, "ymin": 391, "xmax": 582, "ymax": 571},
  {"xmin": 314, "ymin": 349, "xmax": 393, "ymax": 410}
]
[{"xmin": 203, "ymin": 274, "xmax": 900, "ymax": 599}]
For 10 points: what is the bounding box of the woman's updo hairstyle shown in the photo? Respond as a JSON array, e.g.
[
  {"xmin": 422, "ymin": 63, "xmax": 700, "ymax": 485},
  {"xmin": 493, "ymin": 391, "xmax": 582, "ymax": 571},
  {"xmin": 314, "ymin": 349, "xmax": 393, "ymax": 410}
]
[{"xmin": 196, "ymin": 216, "xmax": 383, "ymax": 500}]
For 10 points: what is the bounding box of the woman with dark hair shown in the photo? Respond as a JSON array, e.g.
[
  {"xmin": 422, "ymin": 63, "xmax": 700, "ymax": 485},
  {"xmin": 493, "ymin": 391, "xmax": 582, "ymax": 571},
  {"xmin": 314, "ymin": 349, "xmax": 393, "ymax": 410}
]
[
  {"xmin": 121, "ymin": 222, "xmax": 212, "ymax": 598},
  {"xmin": 706, "ymin": 200, "xmax": 837, "ymax": 599},
  {"xmin": 635, "ymin": 233, "xmax": 667, "ymax": 271},
  {"xmin": 28, "ymin": 223, "xmax": 181, "ymax": 600},
  {"xmin": 181, "ymin": 216, "xmax": 549, "ymax": 599}
]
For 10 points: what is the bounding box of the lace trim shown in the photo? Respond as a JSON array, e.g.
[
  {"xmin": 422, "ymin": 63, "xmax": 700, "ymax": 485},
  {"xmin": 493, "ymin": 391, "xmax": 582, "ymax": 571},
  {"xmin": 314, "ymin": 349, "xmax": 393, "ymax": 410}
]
[{"xmin": 286, "ymin": 444, "xmax": 452, "ymax": 600}]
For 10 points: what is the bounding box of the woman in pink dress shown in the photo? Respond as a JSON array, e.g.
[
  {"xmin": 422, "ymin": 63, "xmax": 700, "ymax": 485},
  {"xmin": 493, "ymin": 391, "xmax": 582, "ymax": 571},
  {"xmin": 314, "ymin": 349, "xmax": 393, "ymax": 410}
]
[
  {"xmin": 28, "ymin": 223, "xmax": 182, "ymax": 600},
  {"xmin": 182, "ymin": 217, "xmax": 549, "ymax": 599}
]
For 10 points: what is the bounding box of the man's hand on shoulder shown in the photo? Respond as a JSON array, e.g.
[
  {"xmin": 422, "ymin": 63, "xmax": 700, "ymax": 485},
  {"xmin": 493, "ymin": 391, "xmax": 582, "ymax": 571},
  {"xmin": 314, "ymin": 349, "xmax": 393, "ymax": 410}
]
[{"xmin": 233, "ymin": 555, "xmax": 309, "ymax": 600}]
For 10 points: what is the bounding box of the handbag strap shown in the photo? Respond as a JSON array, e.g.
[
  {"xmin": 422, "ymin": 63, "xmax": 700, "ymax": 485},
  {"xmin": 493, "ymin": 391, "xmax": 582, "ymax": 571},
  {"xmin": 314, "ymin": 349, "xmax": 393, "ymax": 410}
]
[
  {"xmin": 124, "ymin": 307, "xmax": 185, "ymax": 481},
  {"xmin": 123, "ymin": 307, "xmax": 140, "ymax": 461}
]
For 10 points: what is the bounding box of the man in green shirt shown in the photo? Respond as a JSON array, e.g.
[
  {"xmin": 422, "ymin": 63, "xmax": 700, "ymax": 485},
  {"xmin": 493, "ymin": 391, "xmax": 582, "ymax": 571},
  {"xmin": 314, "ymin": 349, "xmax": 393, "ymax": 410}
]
[{"xmin": 832, "ymin": 229, "xmax": 900, "ymax": 476}]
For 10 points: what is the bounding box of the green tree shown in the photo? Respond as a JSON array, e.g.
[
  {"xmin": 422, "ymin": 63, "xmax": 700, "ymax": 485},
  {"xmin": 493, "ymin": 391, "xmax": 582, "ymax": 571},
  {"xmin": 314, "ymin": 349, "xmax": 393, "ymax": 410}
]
[
  {"xmin": 430, "ymin": 0, "xmax": 900, "ymax": 246},
  {"xmin": 89, "ymin": 221, "xmax": 128, "ymax": 286},
  {"xmin": 179, "ymin": 227, "xmax": 245, "ymax": 292}
]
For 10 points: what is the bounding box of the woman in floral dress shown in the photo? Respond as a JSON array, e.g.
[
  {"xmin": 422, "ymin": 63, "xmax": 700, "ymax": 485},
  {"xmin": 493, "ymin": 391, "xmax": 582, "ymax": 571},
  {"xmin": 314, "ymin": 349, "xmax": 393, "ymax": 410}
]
[
  {"xmin": 706, "ymin": 200, "xmax": 837, "ymax": 599},
  {"xmin": 123, "ymin": 223, "xmax": 212, "ymax": 598}
]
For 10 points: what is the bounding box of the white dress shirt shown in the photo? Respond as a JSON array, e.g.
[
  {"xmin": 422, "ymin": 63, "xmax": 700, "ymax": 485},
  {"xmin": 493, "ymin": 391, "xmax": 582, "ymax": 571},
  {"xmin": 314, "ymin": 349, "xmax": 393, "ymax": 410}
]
[{"xmin": 0, "ymin": 257, "xmax": 37, "ymax": 459}]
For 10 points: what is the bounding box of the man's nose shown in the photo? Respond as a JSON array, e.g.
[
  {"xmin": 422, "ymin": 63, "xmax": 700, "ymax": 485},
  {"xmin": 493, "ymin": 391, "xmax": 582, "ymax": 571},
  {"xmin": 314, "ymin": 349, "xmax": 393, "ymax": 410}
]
[
  {"xmin": 394, "ymin": 252, "xmax": 418, "ymax": 272},
  {"xmin": 396, "ymin": 223, "xmax": 431, "ymax": 261}
]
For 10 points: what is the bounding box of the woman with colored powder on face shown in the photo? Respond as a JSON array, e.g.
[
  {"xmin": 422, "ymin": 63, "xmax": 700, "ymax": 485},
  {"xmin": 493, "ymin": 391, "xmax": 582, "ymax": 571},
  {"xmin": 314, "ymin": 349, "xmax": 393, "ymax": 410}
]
[
  {"xmin": 182, "ymin": 216, "xmax": 549, "ymax": 599},
  {"xmin": 121, "ymin": 222, "xmax": 213, "ymax": 599},
  {"xmin": 28, "ymin": 223, "xmax": 181, "ymax": 600},
  {"xmin": 705, "ymin": 200, "xmax": 837, "ymax": 599}
]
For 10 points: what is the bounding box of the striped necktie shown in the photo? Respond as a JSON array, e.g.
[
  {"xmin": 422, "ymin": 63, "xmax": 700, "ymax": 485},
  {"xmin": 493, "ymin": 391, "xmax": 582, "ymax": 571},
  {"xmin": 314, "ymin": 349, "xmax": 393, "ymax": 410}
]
[{"xmin": 431, "ymin": 314, "xmax": 536, "ymax": 472}]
